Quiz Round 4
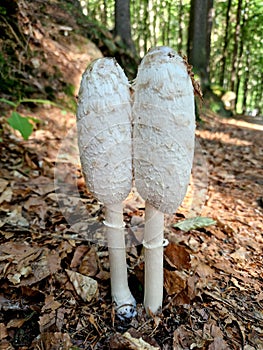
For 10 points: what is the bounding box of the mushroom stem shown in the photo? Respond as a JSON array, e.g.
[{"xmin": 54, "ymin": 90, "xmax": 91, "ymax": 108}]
[
  {"xmin": 105, "ymin": 202, "xmax": 136, "ymax": 319},
  {"xmin": 143, "ymin": 201, "xmax": 164, "ymax": 314}
]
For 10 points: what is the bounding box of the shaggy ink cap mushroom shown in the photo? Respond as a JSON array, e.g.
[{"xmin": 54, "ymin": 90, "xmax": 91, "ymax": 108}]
[
  {"xmin": 132, "ymin": 46, "xmax": 196, "ymax": 314},
  {"xmin": 77, "ymin": 58, "xmax": 136, "ymax": 320}
]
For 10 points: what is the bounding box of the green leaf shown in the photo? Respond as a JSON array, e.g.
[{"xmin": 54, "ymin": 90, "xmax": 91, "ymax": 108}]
[
  {"xmin": 0, "ymin": 98, "xmax": 17, "ymax": 107},
  {"xmin": 173, "ymin": 217, "xmax": 216, "ymax": 232},
  {"xmin": 7, "ymin": 111, "xmax": 34, "ymax": 140}
]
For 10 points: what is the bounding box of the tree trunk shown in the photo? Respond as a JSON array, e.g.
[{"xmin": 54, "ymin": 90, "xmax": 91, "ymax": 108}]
[
  {"xmin": 235, "ymin": 0, "xmax": 248, "ymax": 113},
  {"xmin": 187, "ymin": 0, "xmax": 214, "ymax": 92},
  {"xmin": 230, "ymin": 0, "xmax": 243, "ymax": 92},
  {"xmin": 242, "ymin": 53, "xmax": 250, "ymax": 114},
  {"xmin": 220, "ymin": 0, "xmax": 232, "ymax": 87},
  {"xmin": 114, "ymin": 0, "xmax": 136, "ymax": 54},
  {"xmin": 178, "ymin": 0, "xmax": 184, "ymax": 52}
]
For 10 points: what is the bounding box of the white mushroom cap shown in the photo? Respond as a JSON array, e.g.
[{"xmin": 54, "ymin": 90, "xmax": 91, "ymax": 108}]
[
  {"xmin": 133, "ymin": 46, "xmax": 196, "ymax": 214},
  {"xmin": 77, "ymin": 58, "xmax": 132, "ymax": 205}
]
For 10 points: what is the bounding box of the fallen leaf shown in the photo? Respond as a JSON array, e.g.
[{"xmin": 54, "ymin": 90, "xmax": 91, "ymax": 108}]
[
  {"xmin": 109, "ymin": 331, "xmax": 160, "ymax": 349},
  {"xmin": 66, "ymin": 269, "xmax": 98, "ymax": 302},
  {"xmin": 0, "ymin": 243, "xmax": 61, "ymax": 286},
  {"xmin": 0, "ymin": 179, "xmax": 8, "ymax": 193},
  {"xmin": 173, "ymin": 325, "xmax": 195, "ymax": 349},
  {"xmin": 230, "ymin": 247, "xmax": 248, "ymax": 262},
  {"xmin": 39, "ymin": 310, "xmax": 56, "ymax": 332},
  {"xmin": 0, "ymin": 187, "xmax": 12, "ymax": 204},
  {"xmin": 36, "ymin": 331, "xmax": 73, "ymax": 350},
  {"xmin": 173, "ymin": 217, "xmax": 216, "ymax": 232},
  {"xmin": 1, "ymin": 207, "xmax": 29, "ymax": 227},
  {"xmin": 78, "ymin": 246, "xmax": 98, "ymax": 276},
  {"xmin": 164, "ymin": 270, "xmax": 187, "ymax": 295},
  {"xmin": 6, "ymin": 318, "xmax": 27, "ymax": 328},
  {"xmin": 42, "ymin": 295, "xmax": 62, "ymax": 312},
  {"xmin": 123, "ymin": 332, "xmax": 160, "ymax": 349},
  {"xmin": 0, "ymin": 323, "xmax": 8, "ymax": 340},
  {"xmin": 70, "ymin": 245, "xmax": 89, "ymax": 268},
  {"xmin": 164, "ymin": 242, "xmax": 191, "ymax": 270},
  {"xmin": 195, "ymin": 262, "xmax": 214, "ymax": 279},
  {"xmin": 0, "ymin": 340, "xmax": 15, "ymax": 350},
  {"xmin": 28, "ymin": 176, "xmax": 57, "ymax": 195}
]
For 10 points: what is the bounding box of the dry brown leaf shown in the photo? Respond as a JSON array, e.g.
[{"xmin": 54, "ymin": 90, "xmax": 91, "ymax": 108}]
[
  {"xmin": 208, "ymin": 337, "xmax": 230, "ymax": 350},
  {"xmin": 230, "ymin": 247, "xmax": 248, "ymax": 262},
  {"xmin": 0, "ymin": 243, "xmax": 60, "ymax": 286},
  {"xmin": 0, "ymin": 179, "xmax": 8, "ymax": 193},
  {"xmin": 173, "ymin": 325, "xmax": 195, "ymax": 349},
  {"xmin": 187, "ymin": 274, "xmax": 200, "ymax": 300},
  {"xmin": 23, "ymin": 196, "xmax": 48, "ymax": 220},
  {"xmin": 28, "ymin": 176, "xmax": 57, "ymax": 195},
  {"xmin": 109, "ymin": 332, "xmax": 160, "ymax": 349},
  {"xmin": 0, "ymin": 323, "xmax": 8, "ymax": 340},
  {"xmin": 56, "ymin": 308, "xmax": 67, "ymax": 332},
  {"xmin": 79, "ymin": 246, "xmax": 98, "ymax": 276},
  {"xmin": 195, "ymin": 262, "xmax": 214, "ymax": 279},
  {"xmin": 42, "ymin": 295, "xmax": 62, "ymax": 312},
  {"xmin": 164, "ymin": 269, "xmax": 187, "ymax": 295},
  {"xmin": 39, "ymin": 310, "xmax": 56, "ymax": 332},
  {"xmin": 70, "ymin": 245, "xmax": 89, "ymax": 268},
  {"xmin": 7, "ymin": 318, "xmax": 27, "ymax": 329},
  {"xmin": 0, "ymin": 207, "xmax": 29, "ymax": 227},
  {"xmin": 0, "ymin": 339, "xmax": 15, "ymax": 350},
  {"xmin": 164, "ymin": 242, "xmax": 191, "ymax": 270},
  {"xmin": 66, "ymin": 269, "xmax": 98, "ymax": 302},
  {"xmin": 123, "ymin": 332, "xmax": 160, "ymax": 349},
  {"xmin": 0, "ymin": 187, "xmax": 12, "ymax": 204},
  {"xmin": 37, "ymin": 331, "xmax": 72, "ymax": 350}
]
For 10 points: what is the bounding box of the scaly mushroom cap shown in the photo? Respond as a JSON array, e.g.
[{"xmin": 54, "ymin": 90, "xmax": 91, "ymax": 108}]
[
  {"xmin": 77, "ymin": 58, "xmax": 132, "ymax": 204},
  {"xmin": 133, "ymin": 46, "xmax": 196, "ymax": 214}
]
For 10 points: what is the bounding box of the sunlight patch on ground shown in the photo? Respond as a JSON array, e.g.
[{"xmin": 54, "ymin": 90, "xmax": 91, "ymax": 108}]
[{"xmin": 196, "ymin": 129, "xmax": 252, "ymax": 146}]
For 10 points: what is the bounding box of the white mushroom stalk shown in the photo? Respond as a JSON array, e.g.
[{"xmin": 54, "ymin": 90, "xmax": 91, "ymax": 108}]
[
  {"xmin": 133, "ymin": 46, "xmax": 196, "ymax": 314},
  {"xmin": 77, "ymin": 58, "xmax": 136, "ymax": 319}
]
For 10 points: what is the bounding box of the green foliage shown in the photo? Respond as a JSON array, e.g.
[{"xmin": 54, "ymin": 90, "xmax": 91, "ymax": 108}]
[
  {"xmin": 173, "ymin": 217, "xmax": 216, "ymax": 232},
  {"xmin": 7, "ymin": 112, "xmax": 35, "ymax": 140},
  {"xmin": 0, "ymin": 98, "xmax": 68, "ymax": 140},
  {"xmin": 0, "ymin": 6, "xmax": 6, "ymax": 15},
  {"xmin": 83, "ymin": 0, "xmax": 262, "ymax": 114}
]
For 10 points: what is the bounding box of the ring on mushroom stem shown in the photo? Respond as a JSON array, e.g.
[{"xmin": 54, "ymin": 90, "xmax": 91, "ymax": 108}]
[
  {"xmin": 77, "ymin": 58, "xmax": 136, "ymax": 319},
  {"xmin": 132, "ymin": 46, "xmax": 195, "ymax": 315}
]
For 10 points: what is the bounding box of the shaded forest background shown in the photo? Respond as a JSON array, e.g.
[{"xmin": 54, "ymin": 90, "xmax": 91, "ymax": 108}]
[{"xmin": 0, "ymin": 0, "xmax": 262, "ymax": 118}]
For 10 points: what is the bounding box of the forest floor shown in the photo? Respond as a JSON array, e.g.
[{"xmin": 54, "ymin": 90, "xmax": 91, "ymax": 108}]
[
  {"xmin": 1, "ymin": 1, "xmax": 263, "ymax": 348},
  {"xmin": 0, "ymin": 106, "xmax": 262, "ymax": 350}
]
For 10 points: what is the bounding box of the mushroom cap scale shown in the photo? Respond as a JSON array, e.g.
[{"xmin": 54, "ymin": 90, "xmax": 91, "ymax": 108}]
[
  {"xmin": 77, "ymin": 58, "xmax": 132, "ymax": 205},
  {"xmin": 133, "ymin": 47, "xmax": 196, "ymax": 214}
]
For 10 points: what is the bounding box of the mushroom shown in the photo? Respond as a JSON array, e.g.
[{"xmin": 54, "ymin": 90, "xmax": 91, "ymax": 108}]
[
  {"xmin": 133, "ymin": 46, "xmax": 196, "ymax": 314},
  {"xmin": 77, "ymin": 58, "xmax": 136, "ymax": 319}
]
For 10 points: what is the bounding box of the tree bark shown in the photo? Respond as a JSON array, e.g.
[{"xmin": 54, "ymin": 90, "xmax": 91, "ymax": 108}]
[
  {"xmin": 230, "ymin": 0, "xmax": 243, "ymax": 91},
  {"xmin": 220, "ymin": 0, "xmax": 232, "ymax": 87},
  {"xmin": 114, "ymin": 0, "xmax": 136, "ymax": 54},
  {"xmin": 187, "ymin": 0, "xmax": 214, "ymax": 92},
  {"xmin": 178, "ymin": 0, "xmax": 184, "ymax": 52}
]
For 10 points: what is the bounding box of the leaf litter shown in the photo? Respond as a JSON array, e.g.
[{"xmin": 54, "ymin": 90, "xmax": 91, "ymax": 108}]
[
  {"xmin": 0, "ymin": 5, "xmax": 262, "ymax": 345},
  {"xmin": 1, "ymin": 107, "xmax": 262, "ymax": 349}
]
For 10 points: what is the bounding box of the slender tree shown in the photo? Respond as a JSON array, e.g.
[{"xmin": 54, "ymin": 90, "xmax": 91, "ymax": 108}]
[
  {"xmin": 114, "ymin": 0, "xmax": 136, "ymax": 54},
  {"xmin": 230, "ymin": 0, "xmax": 242, "ymax": 91},
  {"xmin": 220, "ymin": 0, "xmax": 232, "ymax": 87},
  {"xmin": 178, "ymin": 0, "xmax": 184, "ymax": 52},
  {"xmin": 187, "ymin": 0, "xmax": 214, "ymax": 91}
]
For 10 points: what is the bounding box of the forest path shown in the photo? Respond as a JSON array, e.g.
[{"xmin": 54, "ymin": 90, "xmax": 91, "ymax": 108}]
[{"xmin": 0, "ymin": 109, "xmax": 262, "ymax": 349}]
